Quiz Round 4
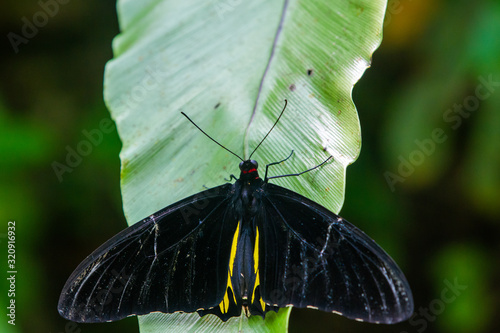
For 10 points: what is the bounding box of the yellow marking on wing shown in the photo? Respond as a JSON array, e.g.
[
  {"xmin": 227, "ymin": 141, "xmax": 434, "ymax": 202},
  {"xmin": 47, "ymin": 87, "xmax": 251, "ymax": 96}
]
[
  {"xmin": 229, "ymin": 221, "xmax": 240, "ymax": 276},
  {"xmin": 219, "ymin": 271, "xmax": 233, "ymax": 313},
  {"xmin": 251, "ymin": 270, "xmax": 259, "ymax": 304},
  {"xmin": 218, "ymin": 221, "xmax": 240, "ymax": 314},
  {"xmin": 253, "ymin": 227, "xmax": 259, "ymax": 273},
  {"xmin": 260, "ymin": 295, "xmax": 266, "ymax": 311},
  {"xmin": 251, "ymin": 227, "xmax": 266, "ymax": 310}
]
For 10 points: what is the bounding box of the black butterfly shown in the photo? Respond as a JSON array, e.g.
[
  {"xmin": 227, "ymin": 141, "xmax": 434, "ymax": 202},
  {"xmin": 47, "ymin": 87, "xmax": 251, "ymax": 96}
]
[{"xmin": 58, "ymin": 100, "xmax": 413, "ymax": 324}]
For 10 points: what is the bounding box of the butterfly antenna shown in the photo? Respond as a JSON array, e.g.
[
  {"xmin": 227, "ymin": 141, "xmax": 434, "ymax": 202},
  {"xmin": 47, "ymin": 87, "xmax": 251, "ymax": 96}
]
[
  {"xmin": 248, "ymin": 99, "xmax": 288, "ymax": 159},
  {"xmin": 181, "ymin": 112, "xmax": 244, "ymax": 161}
]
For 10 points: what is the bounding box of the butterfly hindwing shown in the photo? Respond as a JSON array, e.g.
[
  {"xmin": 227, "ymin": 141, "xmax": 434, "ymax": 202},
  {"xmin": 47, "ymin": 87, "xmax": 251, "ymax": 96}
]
[
  {"xmin": 58, "ymin": 184, "xmax": 238, "ymax": 323},
  {"xmin": 259, "ymin": 183, "xmax": 413, "ymax": 324}
]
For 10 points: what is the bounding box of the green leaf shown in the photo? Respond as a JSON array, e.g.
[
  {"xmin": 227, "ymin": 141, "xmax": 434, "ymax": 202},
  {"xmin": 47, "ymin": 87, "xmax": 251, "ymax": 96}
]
[{"xmin": 104, "ymin": 0, "xmax": 386, "ymax": 331}]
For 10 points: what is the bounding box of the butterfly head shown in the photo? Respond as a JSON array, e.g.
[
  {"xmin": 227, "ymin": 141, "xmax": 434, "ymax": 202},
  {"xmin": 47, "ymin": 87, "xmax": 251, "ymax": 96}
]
[{"xmin": 239, "ymin": 160, "xmax": 260, "ymax": 180}]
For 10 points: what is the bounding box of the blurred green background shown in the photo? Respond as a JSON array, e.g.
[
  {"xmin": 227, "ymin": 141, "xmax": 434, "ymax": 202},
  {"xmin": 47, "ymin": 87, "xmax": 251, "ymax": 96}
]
[{"xmin": 1, "ymin": 1, "xmax": 499, "ymax": 333}]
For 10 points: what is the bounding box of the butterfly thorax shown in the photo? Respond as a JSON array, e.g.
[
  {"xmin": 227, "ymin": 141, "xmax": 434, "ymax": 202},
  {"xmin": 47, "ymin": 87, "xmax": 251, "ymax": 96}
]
[{"xmin": 237, "ymin": 159, "xmax": 265, "ymax": 213}]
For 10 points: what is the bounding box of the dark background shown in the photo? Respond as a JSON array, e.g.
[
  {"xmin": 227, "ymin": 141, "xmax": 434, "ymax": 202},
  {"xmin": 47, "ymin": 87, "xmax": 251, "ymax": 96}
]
[{"xmin": 1, "ymin": 1, "xmax": 499, "ymax": 333}]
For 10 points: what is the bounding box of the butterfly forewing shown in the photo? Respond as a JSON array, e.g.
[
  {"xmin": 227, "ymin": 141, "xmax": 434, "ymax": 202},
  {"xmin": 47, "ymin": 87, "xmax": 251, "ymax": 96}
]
[
  {"xmin": 58, "ymin": 184, "xmax": 238, "ymax": 323},
  {"xmin": 259, "ymin": 183, "xmax": 413, "ymax": 324}
]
